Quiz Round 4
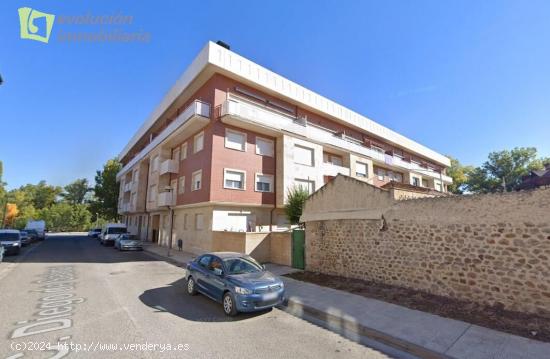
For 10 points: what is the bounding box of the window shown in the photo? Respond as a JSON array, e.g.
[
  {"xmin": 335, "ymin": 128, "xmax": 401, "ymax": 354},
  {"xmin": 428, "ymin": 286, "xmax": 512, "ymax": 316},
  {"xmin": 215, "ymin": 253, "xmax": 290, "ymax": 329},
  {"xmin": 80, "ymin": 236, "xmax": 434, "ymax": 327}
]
[
  {"xmin": 208, "ymin": 257, "xmax": 223, "ymax": 273},
  {"xmin": 152, "ymin": 155, "xmax": 159, "ymax": 172},
  {"xmin": 178, "ymin": 176, "xmax": 185, "ymax": 194},
  {"xmin": 422, "ymin": 178, "xmax": 429, "ymax": 187},
  {"xmin": 436, "ymin": 183, "xmax": 442, "ymax": 192},
  {"xmin": 132, "ymin": 170, "xmax": 138, "ymax": 182},
  {"xmin": 192, "ymin": 170, "xmax": 202, "ymax": 191},
  {"xmin": 198, "ymin": 255, "xmax": 211, "ymax": 268},
  {"xmin": 148, "ymin": 184, "xmax": 157, "ymax": 201},
  {"xmin": 224, "ymin": 169, "xmax": 245, "ymax": 190},
  {"xmin": 225, "ymin": 129, "xmax": 246, "ymax": 151},
  {"xmin": 412, "ymin": 177, "xmax": 420, "ymax": 186},
  {"xmin": 372, "ymin": 145, "xmax": 384, "ymax": 154},
  {"xmin": 193, "ymin": 131, "xmax": 204, "ymax": 153},
  {"xmin": 195, "ymin": 213, "xmax": 204, "ymax": 230},
  {"xmin": 356, "ymin": 162, "xmax": 368, "ymax": 178},
  {"xmin": 172, "ymin": 148, "xmax": 180, "ymax": 162},
  {"xmin": 183, "ymin": 214, "xmax": 188, "ymax": 230},
  {"xmin": 377, "ymin": 168, "xmax": 385, "ymax": 181},
  {"xmin": 324, "ymin": 153, "xmax": 343, "ymax": 166},
  {"xmin": 181, "ymin": 142, "xmax": 188, "ymax": 160},
  {"xmin": 256, "ymin": 137, "xmax": 274, "ymax": 157},
  {"xmin": 390, "ymin": 172, "xmax": 403, "ymax": 183},
  {"xmin": 294, "ymin": 145, "xmax": 314, "ymax": 166},
  {"xmin": 255, "ymin": 174, "xmax": 273, "ymax": 192},
  {"xmin": 294, "ymin": 179, "xmax": 315, "ymax": 194}
]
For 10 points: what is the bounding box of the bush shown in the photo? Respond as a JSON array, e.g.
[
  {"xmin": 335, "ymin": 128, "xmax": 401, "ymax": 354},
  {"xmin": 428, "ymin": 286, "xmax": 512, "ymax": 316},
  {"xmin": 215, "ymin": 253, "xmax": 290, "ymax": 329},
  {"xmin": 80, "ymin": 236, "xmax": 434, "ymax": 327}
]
[{"xmin": 284, "ymin": 186, "xmax": 310, "ymax": 225}]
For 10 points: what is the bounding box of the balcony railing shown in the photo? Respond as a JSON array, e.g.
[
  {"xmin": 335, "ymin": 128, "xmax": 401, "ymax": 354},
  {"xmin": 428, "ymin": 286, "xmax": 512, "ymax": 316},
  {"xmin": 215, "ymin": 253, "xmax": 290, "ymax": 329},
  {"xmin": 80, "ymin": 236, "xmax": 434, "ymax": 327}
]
[
  {"xmin": 159, "ymin": 159, "xmax": 179, "ymax": 176},
  {"xmin": 117, "ymin": 100, "xmax": 211, "ymax": 180},
  {"xmin": 157, "ymin": 191, "xmax": 174, "ymax": 207},
  {"xmin": 321, "ymin": 162, "xmax": 350, "ymax": 177},
  {"xmin": 221, "ymin": 99, "xmax": 452, "ymax": 183}
]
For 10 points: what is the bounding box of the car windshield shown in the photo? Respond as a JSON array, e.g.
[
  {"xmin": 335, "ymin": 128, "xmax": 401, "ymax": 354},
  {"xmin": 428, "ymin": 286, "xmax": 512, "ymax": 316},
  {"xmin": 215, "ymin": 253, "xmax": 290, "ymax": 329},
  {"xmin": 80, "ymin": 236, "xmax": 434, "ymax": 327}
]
[
  {"xmin": 224, "ymin": 257, "xmax": 263, "ymax": 275},
  {"xmin": 108, "ymin": 227, "xmax": 127, "ymax": 234},
  {"xmin": 20, "ymin": 232, "xmax": 28, "ymax": 236},
  {"xmin": 120, "ymin": 234, "xmax": 137, "ymax": 241},
  {"xmin": 0, "ymin": 233, "xmax": 19, "ymax": 241}
]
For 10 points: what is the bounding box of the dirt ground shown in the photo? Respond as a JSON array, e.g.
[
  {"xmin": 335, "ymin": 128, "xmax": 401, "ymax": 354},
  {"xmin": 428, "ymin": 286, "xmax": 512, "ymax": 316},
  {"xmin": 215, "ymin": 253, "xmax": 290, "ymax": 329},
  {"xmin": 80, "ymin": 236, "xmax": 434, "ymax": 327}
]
[{"xmin": 285, "ymin": 271, "xmax": 550, "ymax": 342}]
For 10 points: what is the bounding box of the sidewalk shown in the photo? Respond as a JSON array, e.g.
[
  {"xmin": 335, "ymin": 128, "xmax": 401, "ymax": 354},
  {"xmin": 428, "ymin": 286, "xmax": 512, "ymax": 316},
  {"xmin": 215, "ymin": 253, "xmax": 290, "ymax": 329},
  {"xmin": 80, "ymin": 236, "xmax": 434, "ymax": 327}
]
[{"xmin": 142, "ymin": 242, "xmax": 550, "ymax": 358}]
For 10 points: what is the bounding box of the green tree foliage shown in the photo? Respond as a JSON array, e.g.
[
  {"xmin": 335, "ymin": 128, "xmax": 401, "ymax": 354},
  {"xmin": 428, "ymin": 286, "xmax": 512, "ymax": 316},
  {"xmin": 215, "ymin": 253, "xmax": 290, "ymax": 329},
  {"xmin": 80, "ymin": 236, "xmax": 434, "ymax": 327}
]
[
  {"xmin": 445, "ymin": 156, "xmax": 474, "ymax": 194},
  {"xmin": 90, "ymin": 159, "xmax": 121, "ymax": 221},
  {"xmin": 62, "ymin": 178, "xmax": 91, "ymax": 204},
  {"xmin": 18, "ymin": 181, "xmax": 63, "ymax": 209},
  {"xmin": 284, "ymin": 186, "xmax": 310, "ymax": 225},
  {"xmin": 465, "ymin": 147, "xmax": 547, "ymax": 193},
  {"xmin": 37, "ymin": 203, "xmax": 91, "ymax": 232}
]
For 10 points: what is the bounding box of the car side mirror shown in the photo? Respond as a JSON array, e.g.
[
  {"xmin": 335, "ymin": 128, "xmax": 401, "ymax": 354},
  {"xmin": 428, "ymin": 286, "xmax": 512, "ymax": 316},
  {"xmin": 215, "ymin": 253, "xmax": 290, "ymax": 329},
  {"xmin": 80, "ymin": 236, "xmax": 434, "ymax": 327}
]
[{"xmin": 213, "ymin": 268, "xmax": 223, "ymax": 276}]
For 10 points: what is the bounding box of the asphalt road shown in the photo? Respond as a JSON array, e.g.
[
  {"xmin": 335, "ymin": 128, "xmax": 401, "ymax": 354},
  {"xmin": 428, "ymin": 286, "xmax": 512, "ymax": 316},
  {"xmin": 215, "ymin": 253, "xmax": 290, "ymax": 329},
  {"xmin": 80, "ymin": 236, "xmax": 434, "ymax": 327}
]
[{"xmin": 0, "ymin": 234, "xmax": 390, "ymax": 358}]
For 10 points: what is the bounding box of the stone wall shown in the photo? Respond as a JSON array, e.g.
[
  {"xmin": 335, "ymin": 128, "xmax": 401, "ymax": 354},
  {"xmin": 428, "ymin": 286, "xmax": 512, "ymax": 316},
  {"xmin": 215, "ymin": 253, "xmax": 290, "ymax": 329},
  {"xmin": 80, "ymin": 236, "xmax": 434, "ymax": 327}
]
[{"xmin": 304, "ymin": 187, "xmax": 550, "ymax": 314}]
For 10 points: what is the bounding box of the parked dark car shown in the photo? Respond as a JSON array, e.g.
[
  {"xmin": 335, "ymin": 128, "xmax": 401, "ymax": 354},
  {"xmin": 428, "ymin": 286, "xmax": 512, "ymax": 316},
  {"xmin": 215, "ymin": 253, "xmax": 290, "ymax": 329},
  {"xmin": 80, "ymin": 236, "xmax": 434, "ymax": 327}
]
[
  {"xmin": 19, "ymin": 231, "xmax": 31, "ymax": 246},
  {"xmin": 114, "ymin": 234, "xmax": 143, "ymax": 251},
  {"xmin": 25, "ymin": 229, "xmax": 39, "ymax": 242},
  {"xmin": 87, "ymin": 228, "xmax": 102, "ymax": 238},
  {"xmin": 185, "ymin": 252, "xmax": 285, "ymax": 316}
]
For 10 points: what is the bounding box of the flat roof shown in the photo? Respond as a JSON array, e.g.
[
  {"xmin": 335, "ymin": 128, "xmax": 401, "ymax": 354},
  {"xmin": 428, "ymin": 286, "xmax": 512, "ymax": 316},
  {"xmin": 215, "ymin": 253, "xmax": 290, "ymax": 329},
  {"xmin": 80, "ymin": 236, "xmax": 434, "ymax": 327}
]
[{"xmin": 119, "ymin": 41, "xmax": 450, "ymax": 167}]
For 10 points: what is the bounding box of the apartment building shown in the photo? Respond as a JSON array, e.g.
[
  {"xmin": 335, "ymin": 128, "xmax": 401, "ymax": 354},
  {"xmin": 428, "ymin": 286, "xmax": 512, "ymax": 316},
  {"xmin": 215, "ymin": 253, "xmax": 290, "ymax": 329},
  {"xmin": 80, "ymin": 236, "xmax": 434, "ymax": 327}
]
[{"xmin": 116, "ymin": 41, "xmax": 453, "ymax": 253}]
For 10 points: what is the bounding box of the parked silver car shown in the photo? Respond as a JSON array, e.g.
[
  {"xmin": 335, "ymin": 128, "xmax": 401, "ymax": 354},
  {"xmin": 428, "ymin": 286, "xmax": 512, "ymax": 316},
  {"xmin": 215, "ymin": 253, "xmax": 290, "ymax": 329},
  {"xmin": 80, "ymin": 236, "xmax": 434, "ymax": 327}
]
[
  {"xmin": 114, "ymin": 234, "xmax": 143, "ymax": 251},
  {"xmin": 0, "ymin": 230, "xmax": 21, "ymax": 255}
]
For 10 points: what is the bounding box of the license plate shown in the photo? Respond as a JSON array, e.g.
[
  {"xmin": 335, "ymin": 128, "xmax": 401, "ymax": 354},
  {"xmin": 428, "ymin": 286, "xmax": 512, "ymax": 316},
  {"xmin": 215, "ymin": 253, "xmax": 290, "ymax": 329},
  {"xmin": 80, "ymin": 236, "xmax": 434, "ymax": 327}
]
[{"xmin": 263, "ymin": 292, "xmax": 278, "ymax": 301}]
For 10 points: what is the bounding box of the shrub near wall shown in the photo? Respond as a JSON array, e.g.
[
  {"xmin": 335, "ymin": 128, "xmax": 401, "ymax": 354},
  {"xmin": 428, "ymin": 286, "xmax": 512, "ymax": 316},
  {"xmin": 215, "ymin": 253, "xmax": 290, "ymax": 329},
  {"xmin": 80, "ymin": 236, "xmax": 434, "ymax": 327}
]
[{"xmin": 305, "ymin": 188, "xmax": 550, "ymax": 315}]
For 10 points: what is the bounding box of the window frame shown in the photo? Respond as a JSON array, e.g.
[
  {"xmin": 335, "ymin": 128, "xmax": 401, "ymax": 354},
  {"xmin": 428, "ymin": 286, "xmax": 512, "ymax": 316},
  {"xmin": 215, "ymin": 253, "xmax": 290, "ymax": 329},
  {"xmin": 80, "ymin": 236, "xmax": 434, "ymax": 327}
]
[
  {"xmin": 293, "ymin": 144, "xmax": 315, "ymax": 167},
  {"xmin": 255, "ymin": 137, "xmax": 274, "ymax": 157},
  {"xmin": 356, "ymin": 161, "xmax": 368, "ymax": 178},
  {"xmin": 178, "ymin": 176, "xmax": 185, "ymax": 194},
  {"xmin": 223, "ymin": 168, "xmax": 246, "ymax": 191},
  {"xmin": 181, "ymin": 142, "xmax": 188, "ymax": 160},
  {"xmin": 294, "ymin": 178, "xmax": 315, "ymax": 194},
  {"xmin": 191, "ymin": 170, "xmax": 202, "ymax": 191},
  {"xmin": 195, "ymin": 213, "xmax": 205, "ymax": 230},
  {"xmin": 255, "ymin": 173, "xmax": 274, "ymax": 193},
  {"xmin": 193, "ymin": 131, "xmax": 204, "ymax": 154},
  {"xmin": 224, "ymin": 128, "xmax": 247, "ymax": 152}
]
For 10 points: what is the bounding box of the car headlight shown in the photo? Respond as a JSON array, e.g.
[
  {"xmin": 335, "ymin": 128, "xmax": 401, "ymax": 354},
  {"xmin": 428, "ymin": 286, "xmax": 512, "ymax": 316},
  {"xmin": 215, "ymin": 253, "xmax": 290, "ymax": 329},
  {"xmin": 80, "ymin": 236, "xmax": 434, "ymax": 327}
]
[
  {"xmin": 235, "ymin": 287, "xmax": 252, "ymax": 295},
  {"xmin": 13, "ymin": 242, "xmax": 20, "ymax": 246}
]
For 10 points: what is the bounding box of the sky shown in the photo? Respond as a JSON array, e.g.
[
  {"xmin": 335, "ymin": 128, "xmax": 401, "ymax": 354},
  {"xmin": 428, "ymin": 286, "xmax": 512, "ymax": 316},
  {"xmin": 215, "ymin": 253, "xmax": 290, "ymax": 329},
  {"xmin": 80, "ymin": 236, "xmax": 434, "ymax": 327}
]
[{"xmin": 1, "ymin": 0, "xmax": 550, "ymax": 190}]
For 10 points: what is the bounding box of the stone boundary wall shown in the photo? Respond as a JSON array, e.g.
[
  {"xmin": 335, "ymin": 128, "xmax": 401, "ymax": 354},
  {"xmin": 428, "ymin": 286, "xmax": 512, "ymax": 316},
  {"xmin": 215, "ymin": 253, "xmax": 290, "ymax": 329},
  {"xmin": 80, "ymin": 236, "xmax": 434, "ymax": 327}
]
[{"xmin": 305, "ymin": 188, "xmax": 550, "ymax": 314}]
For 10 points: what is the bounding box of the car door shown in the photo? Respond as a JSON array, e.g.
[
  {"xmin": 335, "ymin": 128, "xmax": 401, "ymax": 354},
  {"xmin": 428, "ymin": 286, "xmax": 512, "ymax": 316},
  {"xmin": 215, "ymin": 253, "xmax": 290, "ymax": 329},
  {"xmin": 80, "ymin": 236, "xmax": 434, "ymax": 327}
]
[
  {"xmin": 194, "ymin": 255, "xmax": 212, "ymax": 295},
  {"xmin": 204, "ymin": 256, "xmax": 227, "ymax": 302}
]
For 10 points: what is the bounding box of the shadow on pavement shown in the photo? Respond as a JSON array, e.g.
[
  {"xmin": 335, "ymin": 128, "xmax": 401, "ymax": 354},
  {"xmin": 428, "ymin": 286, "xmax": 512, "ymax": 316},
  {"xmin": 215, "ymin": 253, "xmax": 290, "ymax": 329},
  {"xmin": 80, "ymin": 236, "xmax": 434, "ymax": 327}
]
[
  {"xmin": 139, "ymin": 278, "xmax": 271, "ymax": 323},
  {"xmin": 1, "ymin": 234, "xmax": 162, "ymax": 264}
]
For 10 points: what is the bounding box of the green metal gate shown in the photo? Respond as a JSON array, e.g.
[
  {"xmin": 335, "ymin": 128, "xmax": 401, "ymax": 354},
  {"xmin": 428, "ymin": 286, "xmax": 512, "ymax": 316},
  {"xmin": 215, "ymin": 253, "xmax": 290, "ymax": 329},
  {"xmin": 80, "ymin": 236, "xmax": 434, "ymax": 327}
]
[{"xmin": 292, "ymin": 229, "xmax": 305, "ymax": 269}]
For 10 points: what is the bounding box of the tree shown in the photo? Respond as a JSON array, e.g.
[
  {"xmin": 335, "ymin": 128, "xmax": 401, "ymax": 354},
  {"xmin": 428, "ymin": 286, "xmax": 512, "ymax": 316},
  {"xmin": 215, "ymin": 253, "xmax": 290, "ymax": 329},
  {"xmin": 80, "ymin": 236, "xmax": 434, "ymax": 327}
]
[
  {"xmin": 62, "ymin": 178, "xmax": 91, "ymax": 204},
  {"xmin": 445, "ymin": 156, "xmax": 473, "ymax": 194},
  {"xmin": 465, "ymin": 147, "xmax": 548, "ymax": 193},
  {"xmin": 284, "ymin": 186, "xmax": 310, "ymax": 225},
  {"xmin": 17, "ymin": 181, "xmax": 63, "ymax": 209},
  {"xmin": 90, "ymin": 159, "xmax": 121, "ymax": 221}
]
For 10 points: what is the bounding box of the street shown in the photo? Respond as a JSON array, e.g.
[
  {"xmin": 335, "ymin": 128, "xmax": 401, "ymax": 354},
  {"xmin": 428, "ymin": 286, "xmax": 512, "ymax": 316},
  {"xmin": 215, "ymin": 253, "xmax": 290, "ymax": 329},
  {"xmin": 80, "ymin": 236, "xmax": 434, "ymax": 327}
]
[{"xmin": 0, "ymin": 234, "xmax": 389, "ymax": 358}]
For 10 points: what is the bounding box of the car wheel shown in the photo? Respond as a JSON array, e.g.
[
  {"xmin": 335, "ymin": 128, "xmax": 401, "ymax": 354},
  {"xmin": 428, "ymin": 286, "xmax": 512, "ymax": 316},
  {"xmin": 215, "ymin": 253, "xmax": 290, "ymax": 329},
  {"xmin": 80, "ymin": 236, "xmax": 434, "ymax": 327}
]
[
  {"xmin": 186, "ymin": 277, "xmax": 197, "ymax": 296},
  {"xmin": 223, "ymin": 292, "xmax": 238, "ymax": 316}
]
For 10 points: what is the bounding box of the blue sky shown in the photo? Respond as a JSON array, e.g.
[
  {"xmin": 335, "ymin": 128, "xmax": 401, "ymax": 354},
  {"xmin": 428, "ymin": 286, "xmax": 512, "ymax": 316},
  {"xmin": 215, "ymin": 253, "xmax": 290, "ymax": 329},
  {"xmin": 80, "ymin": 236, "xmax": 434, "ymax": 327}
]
[{"xmin": 1, "ymin": 0, "xmax": 549, "ymax": 189}]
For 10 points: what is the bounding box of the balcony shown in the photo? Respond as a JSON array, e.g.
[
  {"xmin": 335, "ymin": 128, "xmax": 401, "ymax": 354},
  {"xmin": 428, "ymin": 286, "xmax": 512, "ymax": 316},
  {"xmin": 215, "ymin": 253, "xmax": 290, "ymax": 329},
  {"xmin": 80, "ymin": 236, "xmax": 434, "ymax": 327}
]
[
  {"xmin": 117, "ymin": 100, "xmax": 211, "ymax": 181},
  {"xmin": 159, "ymin": 159, "xmax": 179, "ymax": 176},
  {"xmin": 221, "ymin": 99, "xmax": 452, "ymax": 183},
  {"xmin": 157, "ymin": 191, "xmax": 174, "ymax": 207},
  {"xmin": 322, "ymin": 162, "xmax": 350, "ymax": 177}
]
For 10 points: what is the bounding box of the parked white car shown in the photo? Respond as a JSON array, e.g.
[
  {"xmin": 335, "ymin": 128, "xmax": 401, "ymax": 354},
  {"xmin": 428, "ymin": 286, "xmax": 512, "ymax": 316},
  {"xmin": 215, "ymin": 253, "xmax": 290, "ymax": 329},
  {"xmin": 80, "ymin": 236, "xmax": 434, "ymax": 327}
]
[{"xmin": 99, "ymin": 224, "xmax": 127, "ymax": 246}]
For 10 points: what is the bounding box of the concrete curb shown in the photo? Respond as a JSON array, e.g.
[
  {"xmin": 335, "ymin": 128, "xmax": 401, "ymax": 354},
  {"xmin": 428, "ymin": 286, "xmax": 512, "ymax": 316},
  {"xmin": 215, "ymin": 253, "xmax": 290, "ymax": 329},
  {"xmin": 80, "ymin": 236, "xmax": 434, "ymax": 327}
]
[
  {"xmin": 142, "ymin": 247, "xmax": 188, "ymax": 268},
  {"xmin": 282, "ymin": 297, "xmax": 451, "ymax": 359}
]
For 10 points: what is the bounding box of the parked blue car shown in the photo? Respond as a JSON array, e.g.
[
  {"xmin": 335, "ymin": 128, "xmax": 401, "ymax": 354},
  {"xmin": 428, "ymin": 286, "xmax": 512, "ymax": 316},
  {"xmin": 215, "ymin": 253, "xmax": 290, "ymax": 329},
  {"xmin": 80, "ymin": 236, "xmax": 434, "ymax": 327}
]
[{"xmin": 185, "ymin": 252, "xmax": 285, "ymax": 316}]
